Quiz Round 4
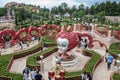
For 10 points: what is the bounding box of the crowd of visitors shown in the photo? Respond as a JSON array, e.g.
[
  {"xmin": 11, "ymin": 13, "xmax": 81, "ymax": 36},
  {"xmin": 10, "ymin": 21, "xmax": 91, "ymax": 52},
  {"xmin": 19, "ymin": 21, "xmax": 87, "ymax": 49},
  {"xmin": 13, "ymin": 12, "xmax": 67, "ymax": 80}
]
[{"xmin": 23, "ymin": 65, "xmax": 44, "ymax": 80}]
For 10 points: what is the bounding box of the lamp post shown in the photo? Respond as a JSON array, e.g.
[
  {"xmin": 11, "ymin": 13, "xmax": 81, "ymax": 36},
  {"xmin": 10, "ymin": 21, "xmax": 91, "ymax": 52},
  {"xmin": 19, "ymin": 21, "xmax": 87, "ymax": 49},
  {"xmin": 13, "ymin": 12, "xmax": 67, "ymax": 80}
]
[
  {"xmin": 108, "ymin": 26, "xmax": 112, "ymax": 42},
  {"xmin": 40, "ymin": 55, "xmax": 44, "ymax": 73}
]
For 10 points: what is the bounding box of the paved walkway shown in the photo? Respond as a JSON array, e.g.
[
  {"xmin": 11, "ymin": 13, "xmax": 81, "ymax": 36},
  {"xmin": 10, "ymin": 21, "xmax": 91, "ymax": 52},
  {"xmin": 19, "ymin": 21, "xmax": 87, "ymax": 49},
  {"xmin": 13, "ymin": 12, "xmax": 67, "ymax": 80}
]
[
  {"xmin": 3, "ymin": 30, "xmax": 120, "ymax": 80},
  {"xmin": 10, "ymin": 57, "xmax": 27, "ymax": 74},
  {"xmin": 38, "ymin": 47, "xmax": 90, "ymax": 80},
  {"xmin": 1, "ymin": 40, "xmax": 38, "ymax": 55},
  {"xmin": 9, "ymin": 47, "xmax": 90, "ymax": 80},
  {"xmin": 9, "ymin": 40, "xmax": 39, "ymax": 74},
  {"xmin": 93, "ymin": 60, "xmax": 116, "ymax": 80},
  {"xmin": 90, "ymin": 32, "xmax": 120, "ymax": 80}
]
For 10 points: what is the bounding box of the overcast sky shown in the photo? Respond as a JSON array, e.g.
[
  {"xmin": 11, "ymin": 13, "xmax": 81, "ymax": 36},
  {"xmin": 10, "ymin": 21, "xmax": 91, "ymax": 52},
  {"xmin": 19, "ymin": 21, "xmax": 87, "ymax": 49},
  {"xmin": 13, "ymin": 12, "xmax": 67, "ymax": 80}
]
[{"xmin": 0, "ymin": 0, "xmax": 120, "ymax": 9}]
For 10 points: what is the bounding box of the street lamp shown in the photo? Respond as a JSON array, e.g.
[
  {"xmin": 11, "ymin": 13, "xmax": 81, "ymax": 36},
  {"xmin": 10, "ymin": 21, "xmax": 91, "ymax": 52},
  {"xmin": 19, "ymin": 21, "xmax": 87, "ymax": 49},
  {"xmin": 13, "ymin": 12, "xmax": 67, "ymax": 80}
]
[{"xmin": 40, "ymin": 55, "xmax": 44, "ymax": 73}]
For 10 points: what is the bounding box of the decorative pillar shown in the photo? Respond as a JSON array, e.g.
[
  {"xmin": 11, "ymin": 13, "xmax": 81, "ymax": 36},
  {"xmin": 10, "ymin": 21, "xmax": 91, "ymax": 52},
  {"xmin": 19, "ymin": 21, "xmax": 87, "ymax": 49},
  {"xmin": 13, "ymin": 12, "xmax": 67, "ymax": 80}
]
[
  {"xmin": 74, "ymin": 24, "xmax": 76, "ymax": 32},
  {"xmin": 108, "ymin": 30, "xmax": 111, "ymax": 42},
  {"xmin": 61, "ymin": 24, "xmax": 64, "ymax": 32},
  {"xmin": 40, "ymin": 55, "xmax": 44, "ymax": 73}
]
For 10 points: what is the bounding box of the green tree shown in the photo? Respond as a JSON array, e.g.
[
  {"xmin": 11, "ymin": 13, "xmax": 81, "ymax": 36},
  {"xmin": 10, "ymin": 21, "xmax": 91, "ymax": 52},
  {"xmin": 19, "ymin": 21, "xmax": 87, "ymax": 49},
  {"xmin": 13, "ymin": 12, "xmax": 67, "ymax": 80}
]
[
  {"xmin": 51, "ymin": 7, "xmax": 59, "ymax": 14},
  {"xmin": 96, "ymin": 11, "xmax": 106, "ymax": 24},
  {"xmin": 78, "ymin": 4, "xmax": 85, "ymax": 11},
  {"xmin": 89, "ymin": 5, "xmax": 95, "ymax": 15},
  {"xmin": 0, "ymin": 8, "xmax": 7, "ymax": 16}
]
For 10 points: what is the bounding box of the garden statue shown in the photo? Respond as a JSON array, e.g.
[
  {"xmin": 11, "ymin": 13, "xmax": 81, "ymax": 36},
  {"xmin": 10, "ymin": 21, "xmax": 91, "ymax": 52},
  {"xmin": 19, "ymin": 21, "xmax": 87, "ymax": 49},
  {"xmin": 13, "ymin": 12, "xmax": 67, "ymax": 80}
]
[{"xmin": 56, "ymin": 25, "xmax": 79, "ymax": 59}]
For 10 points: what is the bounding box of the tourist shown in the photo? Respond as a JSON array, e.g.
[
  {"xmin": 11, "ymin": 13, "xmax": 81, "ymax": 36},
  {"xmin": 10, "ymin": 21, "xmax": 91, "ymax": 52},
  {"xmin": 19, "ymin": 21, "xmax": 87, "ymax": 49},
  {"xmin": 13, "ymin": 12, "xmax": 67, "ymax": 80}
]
[
  {"xmin": 81, "ymin": 71, "xmax": 87, "ymax": 80},
  {"xmin": 24, "ymin": 65, "xmax": 30, "ymax": 77},
  {"xmin": 30, "ymin": 68, "xmax": 37, "ymax": 80},
  {"xmin": 40, "ymin": 44, "xmax": 43, "ymax": 51},
  {"xmin": 43, "ymin": 42, "xmax": 47, "ymax": 49},
  {"xmin": 80, "ymin": 39, "xmax": 84, "ymax": 49},
  {"xmin": 23, "ymin": 69, "xmax": 29, "ymax": 80},
  {"xmin": 26, "ymin": 41, "xmax": 29, "ymax": 47},
  {"xmin": 87, "ymin": 72, "xmax": 92, "ymax": 80},
  {"xmin": 84, "ymin": 39, "xmax": 88, "ymax": 49},
  {"xmin": 106, "ymin": 54, "xmax": 114, "ymax": 70},
  {"xmin": 35, "ymin": 71, "xmax": 43, "ymax": 80},
  {"xmin": 38, "ymin": 35, "xmax": 41, "ymax": 42},
  {"xmin": 19, "ymin": 40, "xmax": 23, "ymax": 49}
]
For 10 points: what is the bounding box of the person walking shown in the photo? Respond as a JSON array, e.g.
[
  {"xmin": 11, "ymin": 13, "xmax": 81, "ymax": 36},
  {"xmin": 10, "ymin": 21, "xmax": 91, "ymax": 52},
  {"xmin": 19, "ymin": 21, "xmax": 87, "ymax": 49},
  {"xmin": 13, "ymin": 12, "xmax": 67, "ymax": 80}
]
[
  {"xmin": 81, "ymin": 72, "xmax": 87, "ymax": 80},
  {"xmin": 23, "ymin": 69, "xmax": 29, "ymax": 80},
  {"xmin": 30, "ymin": 68, "xmax": 37, "ymax": 80},
  {"xmin": 35, "ymin": 71, "xmax": 43, "ymax": 80},
  {"xmin": 87, "ymin": 72, "xmax": 92, "ymax": 80},
  {"xmin": 106, "ymin": 54, "xmax": 114, "ymax": 70},
  {"xmin": 84, "ymin": 39, "xmax": 88, "ymax": 49},
  {"xmin": 24, "ymin": 65, "xmax": 30, "ymax": 77}
]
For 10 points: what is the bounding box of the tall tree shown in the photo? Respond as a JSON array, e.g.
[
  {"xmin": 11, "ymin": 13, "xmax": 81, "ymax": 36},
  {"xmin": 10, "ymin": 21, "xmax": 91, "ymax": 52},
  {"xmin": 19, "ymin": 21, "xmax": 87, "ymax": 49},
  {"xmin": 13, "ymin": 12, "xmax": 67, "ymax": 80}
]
[
  {"xmin": 78, "ymin": 4, "xmax": 85, "ymax": 11},
  {"xmin": 0, "ymin": 8, "xmax": 7, "ymax": 16},
  {"xmin": 89, "ymin": 5, "xmax": 95, "ymax": 15}
]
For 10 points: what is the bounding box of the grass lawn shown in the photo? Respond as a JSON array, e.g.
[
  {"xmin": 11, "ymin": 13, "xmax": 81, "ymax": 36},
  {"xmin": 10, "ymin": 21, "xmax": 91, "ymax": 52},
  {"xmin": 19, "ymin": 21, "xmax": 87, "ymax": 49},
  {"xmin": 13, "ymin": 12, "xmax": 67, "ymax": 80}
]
[
  {"xmin": 113, "ymin": 74, "xmax": 120, "ymax": 80},
  {"xmin": 0, "ymin": 54, "xmax": 23, "ymax": 80},
  {"xmin": 27, "ymin": 46, "xmax": 57, "ymax": 66}
]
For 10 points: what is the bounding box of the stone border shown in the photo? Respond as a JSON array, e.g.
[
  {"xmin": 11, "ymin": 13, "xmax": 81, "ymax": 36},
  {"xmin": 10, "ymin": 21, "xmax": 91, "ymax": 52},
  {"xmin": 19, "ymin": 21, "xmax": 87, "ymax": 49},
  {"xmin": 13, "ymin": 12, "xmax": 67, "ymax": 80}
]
[
  {"xmin": 7, "ymin": 56, "xmax": 14, "ymax": 71},
  {"xmin": 0, "ymin": 76, "xmax": 12, "ymax": 80}
]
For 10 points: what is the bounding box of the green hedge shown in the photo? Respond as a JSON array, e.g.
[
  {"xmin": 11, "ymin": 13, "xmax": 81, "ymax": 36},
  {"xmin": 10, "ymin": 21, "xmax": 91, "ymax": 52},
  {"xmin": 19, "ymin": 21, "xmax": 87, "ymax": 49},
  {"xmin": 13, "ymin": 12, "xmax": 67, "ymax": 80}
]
[
  {"xmin": 27, "ymin": 46, "xmax": 57, "ymax": 66},
  {"xmin": 0, "ymin": 36, "xmax": 56, "ymax": 80},
  {"xmin": 113, "ymin": 73, "xmax": 120, "ymax": 80},
  {"xmin": 42, "ymin": 36, "xmax": 56, "ymax": 44},
  {"xmin": 0, "ymin": 54, "xmax": 23, "ymax": 80},
  {"xmin": 109, "ymin": 42, "xmax": 120, "ymax": 55},
  {"xmin": 65, "ymin": 50, "xmax": 101, "ymax": 78}
]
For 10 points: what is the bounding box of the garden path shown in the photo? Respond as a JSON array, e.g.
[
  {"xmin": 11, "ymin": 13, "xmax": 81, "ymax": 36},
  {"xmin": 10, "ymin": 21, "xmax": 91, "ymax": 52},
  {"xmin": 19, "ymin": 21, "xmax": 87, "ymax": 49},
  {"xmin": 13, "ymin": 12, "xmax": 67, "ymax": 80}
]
[
  {"xmin": 9, "ymin": 40, "xmax": 38, "ymax": 73},
  {"xmin": 1, "ymin": 40, "xmax": 38, "ymax": 55},
  {"xmin": 93, "ymin": 60, "xmax": 116, "ymax": 80},
  {"xmin": 92, "ymin": 32, "xmax": 119, "ymax": 80},
  {"xmin": 38, "ymin": 47, "xmax": 90, "ymax": 80}
]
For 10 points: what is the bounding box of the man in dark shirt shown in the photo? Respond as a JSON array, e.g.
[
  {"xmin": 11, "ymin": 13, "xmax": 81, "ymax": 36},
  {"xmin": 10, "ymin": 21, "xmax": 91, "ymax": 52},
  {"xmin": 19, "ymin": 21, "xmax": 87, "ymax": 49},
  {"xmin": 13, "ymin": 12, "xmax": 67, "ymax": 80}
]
[{"xmin": 35, "ymin": 71, "xmax": 43, "ymax": 80}]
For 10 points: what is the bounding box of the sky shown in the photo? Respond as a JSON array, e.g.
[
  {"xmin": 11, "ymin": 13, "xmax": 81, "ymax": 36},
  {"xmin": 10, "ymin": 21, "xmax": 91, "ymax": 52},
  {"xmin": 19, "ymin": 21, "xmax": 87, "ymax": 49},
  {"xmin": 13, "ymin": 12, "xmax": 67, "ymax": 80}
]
[{"xmin": 0, "ymin": 0, "xmax": 120, "ymax": 9}]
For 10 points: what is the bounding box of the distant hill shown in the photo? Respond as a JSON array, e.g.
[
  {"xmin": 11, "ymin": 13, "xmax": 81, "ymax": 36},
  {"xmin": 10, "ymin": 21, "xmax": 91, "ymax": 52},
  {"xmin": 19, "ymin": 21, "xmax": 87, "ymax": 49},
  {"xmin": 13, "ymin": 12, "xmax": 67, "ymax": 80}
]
[{"xmin": 5, "ymin": 2, "xmax": 40, "ymax": 12}]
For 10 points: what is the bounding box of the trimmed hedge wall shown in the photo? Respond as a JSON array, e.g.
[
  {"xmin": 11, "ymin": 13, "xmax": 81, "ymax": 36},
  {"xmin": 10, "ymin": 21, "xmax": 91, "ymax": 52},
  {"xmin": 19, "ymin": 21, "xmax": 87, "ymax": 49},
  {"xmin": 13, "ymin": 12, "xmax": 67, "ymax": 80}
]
[
  {"xmin": 27, "ymin": 46, "xmax": 57, "ymax": 70},
  {"xmin": 109, "ymin": 42, "xmax": 120, "ymax": 59},
  {"xmin": 0, "ymin": 36, "xmax": 56, "ymax": 80},
  {"xmin": 113, "ymin": 73, "xmax": 120, "ymax": 80},
  {"xmin": 0, "ymin": 54, "xmax": 23, "ymax": 80}
]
